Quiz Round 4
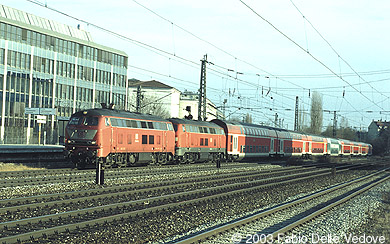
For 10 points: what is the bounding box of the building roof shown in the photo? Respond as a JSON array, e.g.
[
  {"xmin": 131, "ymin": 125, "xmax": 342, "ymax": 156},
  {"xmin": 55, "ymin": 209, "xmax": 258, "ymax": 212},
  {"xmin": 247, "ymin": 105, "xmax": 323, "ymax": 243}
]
[
  {"xmin": 72, "ymin": 108, "xmax": 170, "ymax": 122},
  {"xmin": 370, "ymin": 120, "xmax": 390, "ymax": 129},
  {"xmin": 0, "ymin": 4, "xmax": 127, "ymax": 56},
  {"xmin": 128, "ymin": 80, "xmax": 177, "ymax": 90},
  {"xmin": 0, "ymin": 4, "xmax": 92, "ymax": 41}
]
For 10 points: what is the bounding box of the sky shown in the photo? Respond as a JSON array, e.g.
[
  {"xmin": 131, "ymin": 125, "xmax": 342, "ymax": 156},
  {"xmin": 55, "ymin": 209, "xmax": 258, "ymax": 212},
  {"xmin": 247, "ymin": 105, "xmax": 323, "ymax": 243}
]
[{"xmin": 2, "ymin": 0, "xmax": 390, "ymax": 131}]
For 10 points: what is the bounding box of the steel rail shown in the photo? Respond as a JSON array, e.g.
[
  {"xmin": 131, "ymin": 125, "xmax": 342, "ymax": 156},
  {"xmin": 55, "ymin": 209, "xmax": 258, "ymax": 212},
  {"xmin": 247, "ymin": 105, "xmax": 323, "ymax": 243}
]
[
  {"xmin": 174, "ymin": 168, "xmax": 390, "ymax": 243},
  {"xmin": 0, "ymin": 166, "xmax": 322, "ymax": 215},
  {"xmin": 266, "ymin": 174, "xmax": 390, "ymax": 241},
  {"xmin": 0, "ymin": 162, "xmax": 287, "ymax": 187},
  {"xmin": 0, "ymin": 165, "xmax": 310, "ymax": 206},
  {"xmin": 0, "ymin": 167, "xmax": 344, "ymax": 243}
]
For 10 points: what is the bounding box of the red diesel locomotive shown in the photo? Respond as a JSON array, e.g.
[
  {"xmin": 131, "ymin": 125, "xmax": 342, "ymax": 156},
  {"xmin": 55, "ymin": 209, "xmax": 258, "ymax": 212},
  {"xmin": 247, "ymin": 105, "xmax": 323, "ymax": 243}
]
[
  {"xmin": 168, "ymin": 118, "xmax": 225, "ymax": 164},
  {"xmin": 65, "ymin": 108, "xmax": 176, "ymax": 169}
]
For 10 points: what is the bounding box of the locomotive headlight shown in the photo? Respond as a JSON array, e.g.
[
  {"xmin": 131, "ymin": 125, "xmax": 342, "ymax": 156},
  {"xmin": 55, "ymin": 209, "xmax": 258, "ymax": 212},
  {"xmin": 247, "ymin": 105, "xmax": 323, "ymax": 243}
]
[{"xmin": 91, "ymin": 141, "xmax": 96, "ymax": 145}]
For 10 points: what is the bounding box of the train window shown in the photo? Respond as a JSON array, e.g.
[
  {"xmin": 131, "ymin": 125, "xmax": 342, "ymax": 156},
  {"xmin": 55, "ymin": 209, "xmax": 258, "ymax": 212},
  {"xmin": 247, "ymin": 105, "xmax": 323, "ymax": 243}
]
[
  {"xmin": 83, "ymin": 117, "xmax": 98, "ymax": 126},
  {"xmin": 142, "ymin": 135, "xmax": 147, "ymax": 144},
  {"xmin": 204, "ymin": 127, "xmax": 209, "ymax": 133},
  {"xmin": 148, "ymin": 122, "xmax": 154, "ymax": 129},
  {"xmin": 210, "ymin": 128, "xmax": 216, "ymax": 134},
  {"xmin": 154, "ymin": 123, "xmax": 160, "ymax": 130},
  {"xmin": 149, "ymin": 135, "xmax": 154, "ymax": 144},
  {"xmin": 182, "ymin": 125, "xmax": 186, "ymax": 132},
  {"xmin": 205, "ymin": 138, "xmax": 208, "ymax": 146},
  {"xmin": 167, "ymin": 123, "xmax": 174, "ymax": 131},
  {"xmin": 127, "ymin": 134, "xmax": 132, "ymax": 144},
  {"xmin": 69, "ymin": 116, "xmax": 83, "ymax": 125},
  {"xmin": 131, "ymin": 120, "xmax": 138, "ymax": 128},
  {"xmin": 214, "ymin": 139, "xmax": 216, "ymax": 146},
  {"xmin": 141, "ymin": 121, "xmax": 147, "ymax": 128},
  {"xmin": 200, "ymin": 138, "xmax": 204, "ymax": 146},
  {"xmin": 105, "ymin": 118, "xmax": 110, "ymax": 126},
  {"xmin": 111, "ymin": 118, "xmax": 118, "ymax": 126},
  {"xmin": 117, "ymin": 119, "xmax": 125, "ymax": 127},
  {"xmin": 125, "ymin": 120, "xmax": 132, "ymax": 127}
]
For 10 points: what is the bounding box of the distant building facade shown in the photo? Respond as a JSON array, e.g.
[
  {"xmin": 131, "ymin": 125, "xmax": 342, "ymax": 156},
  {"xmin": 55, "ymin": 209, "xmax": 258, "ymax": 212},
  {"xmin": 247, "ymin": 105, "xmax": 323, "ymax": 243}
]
[
  {"xmin": 179, "ymin": 91, "xmax": 223, "ymax": 120},
  {"xmin": 0, "ymin": 5, "xmax": 128, "ymax": 144},
  {"xmin": 128, "ymin": 80, "xmax": 181, "ymax": 118},
  {"xmin": 367, "ymin": 120, "xmax": 390, "ymax": 141},
  {"xmin": 127, "ymin": 80, "xmax": 223, "ymax": 121}
]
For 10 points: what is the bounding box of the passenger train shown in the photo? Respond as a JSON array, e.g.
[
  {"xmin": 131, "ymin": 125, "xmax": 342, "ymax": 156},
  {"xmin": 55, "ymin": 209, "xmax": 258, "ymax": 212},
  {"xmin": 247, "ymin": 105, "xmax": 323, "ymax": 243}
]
[{"xmin": 65, "ymin": 108, "xmax": 372, "ymax": 169}]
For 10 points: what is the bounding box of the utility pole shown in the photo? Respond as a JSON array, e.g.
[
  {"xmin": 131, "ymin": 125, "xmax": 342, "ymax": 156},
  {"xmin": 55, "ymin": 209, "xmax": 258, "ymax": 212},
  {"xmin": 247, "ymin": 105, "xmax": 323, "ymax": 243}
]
[
  {"xmin": 294, "ymin": 96, "xmax": 299, "ymax": 131},
  {"xmin": 198, "ymin": 54, "xmax": 207, "ymax": 121},
  {"xmin": 136, "ymin": 85, "xmax": 142, "ymax": 113},
  {"xmin": 333, "ymin": 111, "xmax": 337, "ymax": 137},
  {"xmin": 275, "ymin": 113, "xmax": 278, "ymax": 127},
  {"xmin": 223, "ymin": 99, "xmax": 227, "ymax": 119}
]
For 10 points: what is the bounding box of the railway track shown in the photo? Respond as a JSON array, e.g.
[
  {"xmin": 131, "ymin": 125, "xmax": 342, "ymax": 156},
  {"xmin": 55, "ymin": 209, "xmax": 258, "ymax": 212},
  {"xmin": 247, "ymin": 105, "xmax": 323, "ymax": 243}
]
[
  {"xmin": 0, "ymin": 162, "xmax": 273, "ymax": 187},
  {"xmin": 0, "ymin": 164, "xmax": 359, "ymax": 243},
  {"xmin": 174, "ymin": 168, "xmax": 390, "ymax": 244},
  {"xmin": 0, "ymin": 158, "xmax": 374, "ymax": 188}
]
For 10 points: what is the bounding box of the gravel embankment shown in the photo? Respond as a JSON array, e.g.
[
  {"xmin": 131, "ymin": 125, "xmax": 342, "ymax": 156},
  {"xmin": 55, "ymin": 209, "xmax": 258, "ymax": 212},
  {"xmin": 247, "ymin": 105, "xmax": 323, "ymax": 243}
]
[{"xmin": 36, "ymin": 170, "xmax": 372, "ymax": 244}]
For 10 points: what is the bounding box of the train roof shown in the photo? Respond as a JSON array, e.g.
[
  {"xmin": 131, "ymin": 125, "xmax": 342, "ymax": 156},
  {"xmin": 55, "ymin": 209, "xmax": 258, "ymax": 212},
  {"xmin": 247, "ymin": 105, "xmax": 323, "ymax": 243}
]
[
  {"xmin": 71, "ymin": 109, "xmax": 170, "ymax": 122},
  {"xmin": 168, "ymin": 118, "xmax": 222, "ymax": 128}
]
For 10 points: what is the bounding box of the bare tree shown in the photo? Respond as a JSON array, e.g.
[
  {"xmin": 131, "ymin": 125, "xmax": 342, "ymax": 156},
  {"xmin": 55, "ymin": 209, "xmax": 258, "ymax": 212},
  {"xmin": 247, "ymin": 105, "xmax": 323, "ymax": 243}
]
[
  {"xmin": 309, "ymin": 91, "xmax": 323, "ymax": 135},
  {"xmin": 136, "ymin": 94, "xmax": 170, "ymax": 118},
  {"xmin": 244, "ymin": 113, "xmax": 253, "ymax": 123},
  {"xmin": 298, "ymin": 103, "xmax": 306, "ymax": 132}
]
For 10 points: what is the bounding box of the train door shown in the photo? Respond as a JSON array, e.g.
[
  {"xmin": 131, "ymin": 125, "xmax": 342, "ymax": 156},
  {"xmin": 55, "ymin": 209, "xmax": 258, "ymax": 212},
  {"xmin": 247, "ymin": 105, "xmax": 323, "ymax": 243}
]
[
  {"xmin": 184, "ymin": 125, "xmax": 189, "ymax": 148},
  {"xmin": 232, "ymin": 135, "xmax": 238, "ymax": 153},
  {"xmin": 280, "ymin": 140, "xmax": 284, "ymax": 154},
  {"xmin": 270, "ymin": 139, "xmax": 274, "ymax": 154},
  {"xmin": 111, "ymin": 125, "xmax": 116, "ymax": 152},
  {"xmin": 162, "ymin": 130, "xmax": 166, "ymax": 152},
  {"xmin": 274, "ymin": 139, "xmax": 279, "ymax": 154}
]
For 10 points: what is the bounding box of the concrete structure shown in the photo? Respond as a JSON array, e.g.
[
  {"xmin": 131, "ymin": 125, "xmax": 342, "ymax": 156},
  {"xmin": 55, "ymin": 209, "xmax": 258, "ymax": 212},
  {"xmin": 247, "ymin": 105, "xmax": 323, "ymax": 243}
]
[
  {"xmin": 367, "ymin": 120, "xmax": 390, "ymax": 141},
  {"xmin": 128, "ymin": 80, "xmax": 223, "ymax": 121},
  {"xmin": 179, "ymin": 91, "xmax": 223, "ymax": 120},
  {"xmin": 128, "ymin": 80, "xmax": 181, "ymax": 118},
  {"xmin": 0, "ymin": 4, "xmax": 128, "ymax": 144}
]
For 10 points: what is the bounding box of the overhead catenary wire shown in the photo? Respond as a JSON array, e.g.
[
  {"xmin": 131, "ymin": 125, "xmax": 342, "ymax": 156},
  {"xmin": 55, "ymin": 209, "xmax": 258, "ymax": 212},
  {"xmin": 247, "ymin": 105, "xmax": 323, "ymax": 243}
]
[
  {"xmin": 238, "ymin": 0, "xmax": 386, "ymax": 111},
  {"xmin": 23, "ymin": 0, "xmax": 386, "ymax": 127},
  {"xmin": 289, "ymin": 0, "xmax": 389, "ymax": 101}
]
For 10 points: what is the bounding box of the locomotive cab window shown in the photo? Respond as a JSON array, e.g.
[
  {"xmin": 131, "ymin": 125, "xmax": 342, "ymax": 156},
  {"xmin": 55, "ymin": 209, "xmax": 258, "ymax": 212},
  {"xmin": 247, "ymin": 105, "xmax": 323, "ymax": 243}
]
[
  {"xmin": 69, "ymin": 117, "xmax": 83, "ymax": 125},
  {"xmin": 83, "ymin": 117, "xmax": 98, "ymax": 126}
]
